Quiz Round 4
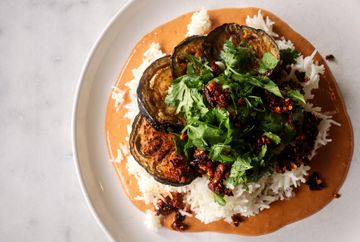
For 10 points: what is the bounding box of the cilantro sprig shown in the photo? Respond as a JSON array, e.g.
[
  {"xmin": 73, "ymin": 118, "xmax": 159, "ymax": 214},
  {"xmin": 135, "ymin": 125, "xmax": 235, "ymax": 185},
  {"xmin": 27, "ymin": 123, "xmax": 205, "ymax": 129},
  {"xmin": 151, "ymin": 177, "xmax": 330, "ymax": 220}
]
[{"xmin": 165, "ymin": 40, "xmax": 307, "ymax": 190}]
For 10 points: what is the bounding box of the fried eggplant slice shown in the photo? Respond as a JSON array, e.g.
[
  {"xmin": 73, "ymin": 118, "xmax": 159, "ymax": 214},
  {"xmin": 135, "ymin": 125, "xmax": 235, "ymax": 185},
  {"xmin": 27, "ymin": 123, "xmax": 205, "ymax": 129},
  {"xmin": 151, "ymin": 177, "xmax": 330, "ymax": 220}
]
[
  {"xmin": 170, "ymin": 35, "xmax": 205, "ymax": 78},
  {"xmin": 137, "ymin": 56, "xmax": 184, "ymax": 132},
  {"xmin": 129, "ymin": 114, "xmax": 198, "ymax": 186},
  {"xmin": 204, "ymin": 23, "xmax": 279, "ymax": 62}
]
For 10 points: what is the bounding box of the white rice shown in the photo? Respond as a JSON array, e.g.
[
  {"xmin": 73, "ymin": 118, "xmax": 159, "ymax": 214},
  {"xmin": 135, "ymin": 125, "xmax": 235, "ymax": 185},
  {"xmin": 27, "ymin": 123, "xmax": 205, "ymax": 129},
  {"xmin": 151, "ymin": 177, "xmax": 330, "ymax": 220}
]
[
  {"xmin": 187, "ymin": 165, "xmax": 310, "ymax": 223},
  {"xmin": 111, "ymin": 9, "xmax": 338, "ymax": 229},
  {"xmin": 276, "ymin": 37, "xmax": 295, "ymax": 50},
  {"xmin": 245, "ymin": 10, "xmax": 279, "ymax": 37},
  {"xmin": 111, "ymin": 86, "xmax": 126, "ymax": 112},
  {"xmin": 292, "ymin": 51, "xmax": 325, "ymax": 100},
  {"xmin": 126, "ymin": 155, "xmax": 186, "ymax": 204},
  {"xmin": 186, "ymin": 8, "xmax": 212, "ymax": 37}
]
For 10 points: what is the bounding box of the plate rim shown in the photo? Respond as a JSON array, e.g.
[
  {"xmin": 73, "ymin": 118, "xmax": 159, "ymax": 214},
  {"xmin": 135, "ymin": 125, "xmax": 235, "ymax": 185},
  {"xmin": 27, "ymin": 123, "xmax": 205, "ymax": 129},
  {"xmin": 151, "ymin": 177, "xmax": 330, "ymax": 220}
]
[{"xmin": 71, "ymin": 1, "xmax": 134, "ymax": 241}]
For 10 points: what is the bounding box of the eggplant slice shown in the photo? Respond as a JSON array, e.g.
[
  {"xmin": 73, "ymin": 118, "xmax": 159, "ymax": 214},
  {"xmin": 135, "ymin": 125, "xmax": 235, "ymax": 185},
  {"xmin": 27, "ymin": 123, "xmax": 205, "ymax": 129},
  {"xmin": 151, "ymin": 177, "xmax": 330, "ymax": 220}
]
[
  {"xmin": 129, "ymin": 114, "xmax": 198, "ymax": 186},
  {"xmin": 204, "ymin": 23, "xmax": 279, "ymax": 62},
  {"xmin": 137, "ymin": 56, "xmax": 184, "ymax": 132},
  {"xmin": 170, "ymin": 35, "xmax": 205, "ymax": 78}
]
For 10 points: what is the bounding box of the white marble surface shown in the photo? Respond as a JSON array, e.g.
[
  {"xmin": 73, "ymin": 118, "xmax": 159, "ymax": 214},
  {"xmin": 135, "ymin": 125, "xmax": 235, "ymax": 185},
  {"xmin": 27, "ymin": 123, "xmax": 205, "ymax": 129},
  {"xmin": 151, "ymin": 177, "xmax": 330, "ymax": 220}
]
[
  {"xmin": 1, "ymin": 0, "xmax": 360, "ymax": 241},
  {"xmin": 0, "ymin": 0, "xmax": 127, "ymax": 241}
]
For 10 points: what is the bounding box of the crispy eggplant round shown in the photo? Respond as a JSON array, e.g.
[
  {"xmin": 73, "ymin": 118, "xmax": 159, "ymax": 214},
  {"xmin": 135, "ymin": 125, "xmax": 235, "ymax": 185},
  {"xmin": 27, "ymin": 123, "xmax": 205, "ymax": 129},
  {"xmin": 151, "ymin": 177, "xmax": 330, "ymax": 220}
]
[
  {"xmin": 204, "ymin": 23, "xmax": 279, "ymax": 62},
  {"xmin": 137, "ymin": 56, "xmax": 184, "ymax": 132},
  {"xmin": 170, "ymin": 35, "xmax": 205, "ymax": 78},
  {"xmin": 129, "ymin": 114, "xmax": 198, "ymax": 186}
]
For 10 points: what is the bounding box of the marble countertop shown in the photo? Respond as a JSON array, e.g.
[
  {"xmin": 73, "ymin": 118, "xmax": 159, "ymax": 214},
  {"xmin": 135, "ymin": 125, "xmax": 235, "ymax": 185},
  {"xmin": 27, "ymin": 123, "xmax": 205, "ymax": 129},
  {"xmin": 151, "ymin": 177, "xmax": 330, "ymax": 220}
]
[
  {"xmin": 0, "ymin": 1, "xmax": 127, "ymax": 241},
  {"xmin": 1, "ymin": 0, "xmax": 360, "ymax": 241}
]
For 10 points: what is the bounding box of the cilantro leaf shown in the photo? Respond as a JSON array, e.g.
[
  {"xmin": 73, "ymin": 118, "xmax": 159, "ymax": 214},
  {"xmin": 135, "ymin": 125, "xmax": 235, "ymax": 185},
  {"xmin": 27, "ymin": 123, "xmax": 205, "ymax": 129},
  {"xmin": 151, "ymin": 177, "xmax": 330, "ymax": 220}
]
[
  {"xmin": 208, "ymin": 144, "xmax": 236, "ymax": 163},
  {"xmin": 214, "ymin": 193, "xmax": 226, "ymax": 206},
  {"xmin": 227, "ymin": 156, "xmax": 253, "ymax": 186},
  {"xmin": 260, "ymin": 77, "xmax": 283, "ymax": 98},
  {"xmin": 260, "ymin": 113, "xmax": 283, "ymax": 133},
  {"xmin": 263, "ymin": 132, "xmax": 281, "ymax": 145},
  {"xmin": 165, "ymin": 78, "xmax": 208, "ymax": 116},
  {"xmin": 254, "ymin": 145, "xmax": 267, "ymax": 167},
  {"xmin": 231, "ymin": 72, "xmax": 283, "ymax": 98},
  {"xmin": 185, "ymin": 108, "xmax": 232, "ymax": 149},
  {"xmin": 204, "ymin": 108, "xmax": 232, "ymax": 144},
  {"xmin": 165, "ymin": 80, "xmax": 194, "ymax": 113},
  {"xmin": 280, "ymin": 48, "xmax": 300, "ymax": 65},
  {"xmin": 246, "ymin": 95, "xmax": 266, "ymax": 112},
  {"xmin": 258, "ymin": 52, "xmax": 279, "ymax": 74},
  {"xmin": 186, "ymin": 123, "xmax": 224, "ymax": 148},
  {"xmin": 257, "ymin": 145, "xmax": 267, "ymax": 160},
  {"xmin": 220, "ymin": 40, "xmax": 256, "ymax": 70},
  {"xmin": 287, "ymin": 89, "xmax": 306, "ymax": 103}
]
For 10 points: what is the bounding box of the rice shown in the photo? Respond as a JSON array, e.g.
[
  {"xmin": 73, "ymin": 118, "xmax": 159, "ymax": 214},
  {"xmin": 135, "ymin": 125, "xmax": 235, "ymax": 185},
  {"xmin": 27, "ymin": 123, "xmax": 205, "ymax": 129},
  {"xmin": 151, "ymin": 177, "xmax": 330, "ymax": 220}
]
[
  {"xmin": 111, "ymin": 86, "xmax": 126, "ymax": 112},
  {"xmin": 186, "ymin": 8, "xmax": 212, "ymax": 37},
  {"xmin": 126, "ymin": 155, "xmax": 186, "ymax": 205},
  {"xmin": 112, "ymin": 9, "xmax": 339, "ymax": 229},
  {"xmin": 276, "ymin": 37, "xmax": 295, "ymax": 50},
  {"xmin": 187, "ymin": 165, "xmax": 310, "ymax": 223},
  {"xmin": 245, "ymin": 10, "xmax": 279, "ymax": 37},
  {"xmin": 124, "ymin": 42, "xmax": 166, "ymax": 123},
  {"xmin": 292, "ymin": 50, "xmax": 325, "ymax": 100},
  {"xmin": 304, "ymin": 103, "xmax": 341, "ymax": 159}
]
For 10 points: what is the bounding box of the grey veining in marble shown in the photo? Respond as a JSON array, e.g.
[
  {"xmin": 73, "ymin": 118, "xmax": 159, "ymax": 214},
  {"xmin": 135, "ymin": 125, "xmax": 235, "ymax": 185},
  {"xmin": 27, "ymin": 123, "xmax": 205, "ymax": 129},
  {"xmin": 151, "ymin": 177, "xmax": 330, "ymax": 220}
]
[{"xmin": 0, "ymin": 0, "xmax": 127, "ymax": 241}]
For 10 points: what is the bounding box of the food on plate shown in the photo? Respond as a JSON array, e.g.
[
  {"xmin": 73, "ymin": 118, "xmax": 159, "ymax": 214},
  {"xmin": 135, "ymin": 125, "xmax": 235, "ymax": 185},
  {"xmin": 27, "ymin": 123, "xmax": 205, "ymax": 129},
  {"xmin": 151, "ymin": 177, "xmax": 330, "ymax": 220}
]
[
  {"xmin": 105, "ymin": 8, "xmax": 353, "ymax": 235},
  {"xmin": 137, "ymin": 55, "xmax": 184, "ymax": 132},
  {"xmin": 129, "ymin": 114, "xmax": 197, "ymax": 185},
  {"xmin": 171, "ymin": 35, "xmax": 205, "ymax": 78}
]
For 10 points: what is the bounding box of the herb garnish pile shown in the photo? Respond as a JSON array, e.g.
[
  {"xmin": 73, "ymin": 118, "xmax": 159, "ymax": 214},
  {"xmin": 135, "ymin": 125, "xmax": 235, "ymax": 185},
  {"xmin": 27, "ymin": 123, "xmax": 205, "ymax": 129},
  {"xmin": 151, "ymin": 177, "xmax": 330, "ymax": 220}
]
[{"xmin": 165, "ymin": 40, "xmax": 316, "ymax": 203}]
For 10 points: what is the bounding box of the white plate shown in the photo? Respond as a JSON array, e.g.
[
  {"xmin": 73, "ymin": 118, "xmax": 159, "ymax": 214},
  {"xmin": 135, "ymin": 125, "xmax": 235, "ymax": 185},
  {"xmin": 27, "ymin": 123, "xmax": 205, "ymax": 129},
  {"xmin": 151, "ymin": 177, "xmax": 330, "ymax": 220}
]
[{"xmin": 72, "ymin": 0, "xmax": 360, "ymax": 241}]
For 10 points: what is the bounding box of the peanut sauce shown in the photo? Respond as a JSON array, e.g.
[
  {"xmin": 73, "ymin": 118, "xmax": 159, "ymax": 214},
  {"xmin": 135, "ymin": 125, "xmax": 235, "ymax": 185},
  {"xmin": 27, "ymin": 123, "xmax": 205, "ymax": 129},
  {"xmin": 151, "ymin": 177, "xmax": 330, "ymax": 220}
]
[{"xmin": 105, "ymin": 8, "xmax": 353, "ymax": 235}]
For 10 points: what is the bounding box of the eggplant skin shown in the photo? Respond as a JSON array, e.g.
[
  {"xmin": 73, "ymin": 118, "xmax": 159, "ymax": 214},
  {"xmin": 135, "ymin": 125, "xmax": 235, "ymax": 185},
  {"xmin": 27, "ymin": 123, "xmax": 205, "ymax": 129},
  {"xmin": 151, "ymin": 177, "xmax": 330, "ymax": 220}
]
[
  {"xmin": 137, "ymin": 56, "xmax": 184, "ymax": 133},
  {"xmin": 129, "ymin": 114, "xmax": 198, "ymax": 186},
  {"xmin": 170, "ymin": 35, "xmax": 205, "ymax": 78},
  {"xmin": 204, "ymin": 23, "xmax": 279, "ymax": 62}
]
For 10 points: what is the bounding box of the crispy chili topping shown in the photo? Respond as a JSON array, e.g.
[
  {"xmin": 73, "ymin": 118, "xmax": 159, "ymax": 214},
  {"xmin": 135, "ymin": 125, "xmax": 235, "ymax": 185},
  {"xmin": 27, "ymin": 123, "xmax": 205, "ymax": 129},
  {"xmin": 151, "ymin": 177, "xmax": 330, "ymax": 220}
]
[
  {"xmin": 171, "ymin": 211, "xmax": 188, "ymax": 231},
  {"xmin": 325, "ymin": 54, "xmax": 335, "ymax": 61},
  {"xmin": 275, "ymin": 111, "xmax": 320, "ymax": 173},
  {"xmin": 155, "ymin": 198, "xmax": 175, "ymax": 216},
  {"xmin": 210, "ymin": 61, "xmax": 223, "ymax": 76},
  {"xmin": 190, "ymin": 149, "xmax": 214, "ymax": 175},
  {"xmin": 295, "ymin": 112, "xmax": 320, "ymax": 155},
  {"xmin": 170, "ymin": 155, "xmax": 198, "ymax": 184},
  {"xmin": 169, "ymin": 192, "xmax": 185, "ymax": 209},
  {"xmin": 266, "ymin": 93, "xmax": 294, "ymax": 113},
  {"xmin": 190, "ymin": 149, "xmax": 233, "ymax": 196},
  {"xmin": 231, "ymin": 213, "xmax": 243, "ymax": 227},
  {"xmin": 255, "ymin": 135, "xmax": 272, "ymax": 152},
  {"xmin": 307, "ymin": 172, "xmax": 325, "ymax": 190},
  {"xmin": 208, "ymin": 163, "xmax": 231, "ymax": 195},
  {"xmin": 333, "ymin": 193, "xmax": 341, "ymax": 198},
  {"xmin": 203, "ymin": 81, "xmax": 231, "ymax": 108},
  {"xmin": 295, "ymin": 70, "xmax": 307, "ymax": 83},
  {"xmin": 179, "ymin": 132, "xmax": 186, "ymax": 141},
  {"xmin": 224, "ymin": 188, "xmax": 234, "ymax": 196},
  {"xmin": 155, "ymin": 193, "xmax": 189, "ymax": 231}
]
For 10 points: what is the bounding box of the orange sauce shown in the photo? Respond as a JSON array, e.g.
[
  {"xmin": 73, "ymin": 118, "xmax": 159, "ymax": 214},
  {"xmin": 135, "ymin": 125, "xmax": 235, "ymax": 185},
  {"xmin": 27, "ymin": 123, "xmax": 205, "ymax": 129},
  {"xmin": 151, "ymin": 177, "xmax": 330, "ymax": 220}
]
[{"xmin": 105, "ymin": 8, "xmax": 353, "ymax": 235}]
